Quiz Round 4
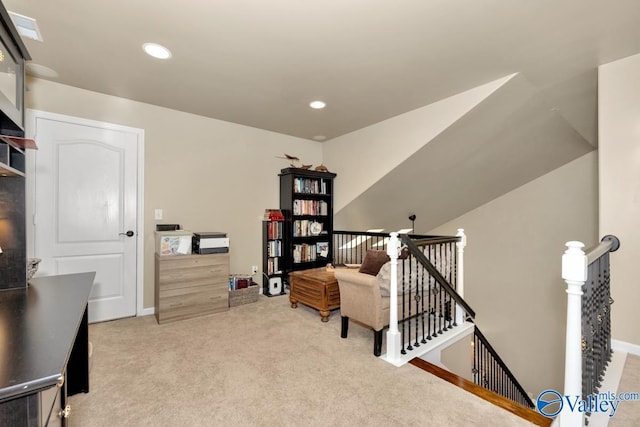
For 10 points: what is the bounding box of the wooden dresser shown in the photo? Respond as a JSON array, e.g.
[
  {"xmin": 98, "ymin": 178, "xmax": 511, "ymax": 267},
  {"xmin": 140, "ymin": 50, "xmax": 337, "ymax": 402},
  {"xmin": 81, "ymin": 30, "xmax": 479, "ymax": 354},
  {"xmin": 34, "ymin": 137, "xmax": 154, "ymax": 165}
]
[{"xmin": 154, "ymin": 253, "xmax": 229, "ymax": 324}]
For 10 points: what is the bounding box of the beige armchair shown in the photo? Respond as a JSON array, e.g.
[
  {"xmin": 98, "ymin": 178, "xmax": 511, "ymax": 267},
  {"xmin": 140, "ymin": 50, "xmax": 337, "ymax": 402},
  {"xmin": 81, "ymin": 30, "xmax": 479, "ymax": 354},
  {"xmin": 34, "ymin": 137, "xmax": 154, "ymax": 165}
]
[{"xmin": 334, "ymin": 268, "xmax": 391, "ymax": 356}]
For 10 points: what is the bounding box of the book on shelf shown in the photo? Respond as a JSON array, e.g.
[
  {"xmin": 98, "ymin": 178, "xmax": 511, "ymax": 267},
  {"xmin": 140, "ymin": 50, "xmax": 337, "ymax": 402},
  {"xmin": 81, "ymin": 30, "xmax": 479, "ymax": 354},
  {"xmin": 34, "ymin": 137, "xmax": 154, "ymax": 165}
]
[
  {"xmin": 316, "ymin": 241, "xmax": 329, "ymax": 258},
  {"xmin": 267, "ymin": 240, "xmax": 282, "ymax": 257},
  {"xmin": 228, "ymin": 275, "xmax": 252, "ymax": 290},
  {"xmin": 293, "ymin": 177, "xmax": 328, "ymax": 195},
  {"xmin": 267, "ymin": 257, "xmax": 281, "ymax": 275},
  {"xmin": 292, "ymin": 199, "xmax": 328, "ymax": 216},
  {"xmin": 292, "ymin": 243, "xmax": 317, "ymax": 264},
  {"xmin": 267, "ymin": 221, "xmax": 283, "ymax": 240},
  {"xmin": 292, "ymin": 220, "xmax": 323, "ymax": 237}
]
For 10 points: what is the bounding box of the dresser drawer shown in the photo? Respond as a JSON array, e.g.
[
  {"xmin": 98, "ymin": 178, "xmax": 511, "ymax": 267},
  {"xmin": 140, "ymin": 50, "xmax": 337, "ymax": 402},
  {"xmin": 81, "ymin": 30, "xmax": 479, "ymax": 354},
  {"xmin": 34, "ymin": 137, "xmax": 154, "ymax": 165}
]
[
  {"xmin": 158, "ymin": 288, "xmax": 228, "ymax": 322},
  {"xmin": 158, "ymin": 253, "xmax": 229, "ymax": 270},
  {"xmin": 159, "ymin": 281, "xmax": 228, "ymax": 299}
]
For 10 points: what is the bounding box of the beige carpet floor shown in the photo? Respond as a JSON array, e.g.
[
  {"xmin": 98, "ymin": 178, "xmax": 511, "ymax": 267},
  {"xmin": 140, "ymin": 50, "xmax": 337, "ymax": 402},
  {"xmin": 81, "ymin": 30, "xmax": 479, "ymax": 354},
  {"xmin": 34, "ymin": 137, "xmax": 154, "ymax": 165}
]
[
  {"xmin": 68, "ymin": 294, "xmax": 535, "ymax": 427},
  {"xmin": 609, "ymin": 354, "xmax": 640, "ymax": 426}
]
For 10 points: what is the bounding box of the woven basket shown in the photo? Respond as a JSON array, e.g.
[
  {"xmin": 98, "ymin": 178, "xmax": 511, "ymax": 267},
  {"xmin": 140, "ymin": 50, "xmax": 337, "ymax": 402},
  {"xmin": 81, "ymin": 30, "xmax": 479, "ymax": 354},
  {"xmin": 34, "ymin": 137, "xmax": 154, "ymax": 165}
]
[{"xmin": 229, "ymin": 285, "xmax": 259, "ymax": 307}]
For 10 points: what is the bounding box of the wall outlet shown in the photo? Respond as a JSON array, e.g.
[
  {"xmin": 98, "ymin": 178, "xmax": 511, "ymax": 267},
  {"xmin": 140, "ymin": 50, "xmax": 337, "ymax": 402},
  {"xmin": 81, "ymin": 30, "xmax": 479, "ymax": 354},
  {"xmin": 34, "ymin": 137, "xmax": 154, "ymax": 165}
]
[{"xmin": 251, "ymin": 265, "xmax": 258, "ymax": 275}]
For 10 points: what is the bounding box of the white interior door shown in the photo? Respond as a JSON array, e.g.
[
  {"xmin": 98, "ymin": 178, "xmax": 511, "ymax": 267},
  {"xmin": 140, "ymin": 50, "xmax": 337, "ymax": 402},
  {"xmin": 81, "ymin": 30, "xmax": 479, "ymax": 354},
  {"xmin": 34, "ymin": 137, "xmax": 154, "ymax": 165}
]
[{"xmin": 27, "ymin": 112, "xmax": 142, "ymax": 323}]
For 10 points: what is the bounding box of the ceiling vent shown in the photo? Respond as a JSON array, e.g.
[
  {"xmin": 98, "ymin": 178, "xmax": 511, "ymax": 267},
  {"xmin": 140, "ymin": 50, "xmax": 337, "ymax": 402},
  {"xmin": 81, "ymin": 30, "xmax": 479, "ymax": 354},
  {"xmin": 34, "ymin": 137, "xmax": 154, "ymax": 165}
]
[{"xmin": 8, "ymin": 11, "xmax": 43, "ymax": 42}]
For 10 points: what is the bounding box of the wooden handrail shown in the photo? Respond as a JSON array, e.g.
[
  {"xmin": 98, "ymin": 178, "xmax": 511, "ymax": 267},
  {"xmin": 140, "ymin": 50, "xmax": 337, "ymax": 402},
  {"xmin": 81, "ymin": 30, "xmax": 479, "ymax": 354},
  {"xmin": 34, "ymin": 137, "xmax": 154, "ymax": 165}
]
[
  {"xmin": 333, "ymin": 230, "xmax": 445, "ymax": 240},
  {"xmin": 409, "ymin": 358, "xmax": 552, "ymax": 427},
  {"xmin": 585, "ymin": 234, "xmax": 620, "ymax": 265}
]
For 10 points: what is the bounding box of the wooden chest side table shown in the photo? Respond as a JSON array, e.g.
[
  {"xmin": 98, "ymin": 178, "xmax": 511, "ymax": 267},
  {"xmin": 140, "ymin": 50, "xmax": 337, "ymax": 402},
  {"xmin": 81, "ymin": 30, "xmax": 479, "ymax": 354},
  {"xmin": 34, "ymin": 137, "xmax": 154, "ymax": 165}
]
[{"xmin": 288, "ymin": 267, "xmax": 340, "ymax": 322}]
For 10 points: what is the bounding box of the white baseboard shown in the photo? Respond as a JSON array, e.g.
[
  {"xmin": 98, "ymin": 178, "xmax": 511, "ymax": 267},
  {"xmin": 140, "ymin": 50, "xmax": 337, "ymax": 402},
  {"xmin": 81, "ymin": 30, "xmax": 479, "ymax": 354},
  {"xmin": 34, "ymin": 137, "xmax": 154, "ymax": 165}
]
[
  {"xmin": 137, "ymin": 307, "xmax": 155, "ymax": 317},
  {"xmin": 612, "ymin": 339, "xmax": 640, "ymax": 356}
]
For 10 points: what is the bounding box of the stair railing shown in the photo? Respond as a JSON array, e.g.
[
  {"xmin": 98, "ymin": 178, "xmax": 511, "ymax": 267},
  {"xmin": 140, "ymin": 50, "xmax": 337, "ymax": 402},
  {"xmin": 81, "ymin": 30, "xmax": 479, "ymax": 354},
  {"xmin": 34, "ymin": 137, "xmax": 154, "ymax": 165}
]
[
  {"xmin": 559, "ymin": 235, "xmax": 620, "ymax": 426},
  {"xmin": 473, "ymin": 326, "xmax": 535, "ymax": 408},
  {"xmin": 333, "ymin": 229, "xmax": 534, "ymax": 408},
  {"xmin": 388, "ymin": 231, "xmax": 534, "ymax": 409}
]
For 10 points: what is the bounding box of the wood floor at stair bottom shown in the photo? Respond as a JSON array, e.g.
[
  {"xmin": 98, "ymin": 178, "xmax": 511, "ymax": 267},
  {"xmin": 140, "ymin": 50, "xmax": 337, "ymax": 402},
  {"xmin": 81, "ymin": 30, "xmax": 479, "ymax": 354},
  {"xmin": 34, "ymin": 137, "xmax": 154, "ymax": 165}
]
[{"xmin": 409, "ymin": 358, "xmax": 552, "ymax": 427}]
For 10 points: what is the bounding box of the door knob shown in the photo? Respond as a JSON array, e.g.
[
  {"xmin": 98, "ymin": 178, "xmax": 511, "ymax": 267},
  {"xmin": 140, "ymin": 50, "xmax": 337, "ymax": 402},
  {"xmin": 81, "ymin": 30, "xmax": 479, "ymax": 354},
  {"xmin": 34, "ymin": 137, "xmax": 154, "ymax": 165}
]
[{"xmin": 119, "ymin": 230, "xmax": 135, "ymax": 237}]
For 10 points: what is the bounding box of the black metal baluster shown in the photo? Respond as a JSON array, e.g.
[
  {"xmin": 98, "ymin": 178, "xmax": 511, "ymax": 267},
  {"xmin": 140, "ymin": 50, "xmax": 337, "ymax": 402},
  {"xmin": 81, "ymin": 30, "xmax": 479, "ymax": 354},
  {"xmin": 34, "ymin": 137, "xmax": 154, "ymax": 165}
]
[
  {"xmin": 429, "ymin": 243, "xmax": 436, "ymax": 335},
  {"xmin": 426, "ymin": 260, "xmax": 433, "ymax": 340},
  {"xmin": 595, "ymin": 259, "xmax": 604, "ymax": 391},
  {"xmin": 415, "ymin": 248, "xmax": 420, "ymax": 344},
  {"xmin": 450, "ymin": 242, "xmax": 458, "ymax": 326},
  {"xmin": 583, "ymin": 262, "xmax": 594, "ymax": 417},
  {"xmin": 472, "ymin": 334, "xmax": 476, "ymax": 385},
  {"xmin": 603, "ymin": 253, "xmax": 613, "ymax": 364},
  {"xmin": 420, "ymin": 262, "xmax": 427, "ymax": 344},
  {"xmin": 406, "ymin": 257, "xmax": 413, "ymax": 351},
  {"xmin": 401, "ymin": 258, "xmax": 407, "ymax": 354}
]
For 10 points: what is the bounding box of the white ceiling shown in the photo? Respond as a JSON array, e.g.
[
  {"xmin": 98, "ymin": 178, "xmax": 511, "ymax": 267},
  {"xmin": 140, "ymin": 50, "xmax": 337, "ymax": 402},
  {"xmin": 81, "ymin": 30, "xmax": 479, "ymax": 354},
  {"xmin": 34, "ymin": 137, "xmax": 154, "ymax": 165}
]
[{"xmin": 5, "ymin": 0, "xmax": 640, "ymax": 142}]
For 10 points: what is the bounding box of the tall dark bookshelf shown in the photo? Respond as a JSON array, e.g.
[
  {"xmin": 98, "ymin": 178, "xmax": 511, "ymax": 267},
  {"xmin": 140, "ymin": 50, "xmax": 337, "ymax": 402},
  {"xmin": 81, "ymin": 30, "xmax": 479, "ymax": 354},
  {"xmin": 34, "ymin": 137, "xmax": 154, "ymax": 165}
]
[
  {"xmin": 262, "ymin": 219, "xmax": 286, "ymax": 296},
  {"xmin": 279, "ymin": 168, "xmax": 336, "ymax": 277}
]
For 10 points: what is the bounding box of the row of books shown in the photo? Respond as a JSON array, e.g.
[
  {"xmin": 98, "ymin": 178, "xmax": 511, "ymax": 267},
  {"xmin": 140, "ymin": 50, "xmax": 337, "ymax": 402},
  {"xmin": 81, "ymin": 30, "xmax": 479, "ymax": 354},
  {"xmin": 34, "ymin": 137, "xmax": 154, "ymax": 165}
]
[
  {"xmin": 293, "ymin": 177, "xmax": 328, "ymax": 194},
  {"xmin": 228, "ymin": 275, "xmax": 252, "ymax": 290},
  {"xmin": 266, "ymin": 257, "xmax": 281, "ymax": 275},
  {"xmin": 293, "ymin": 220, "xmax": 323, "ymax": 237},
  {"xmin": 292, "ymin": 199, "xmax": 328, "ymax": 216},
  {"xmin": 293, "ymin": 243, "xmax": 317, "ymax": 264},
  {"xmin": 266, "ymin": 221, "xmax": 283, "ymax": 240},
  {"xmin": 266, "ymin": 240, "xmax": 282, "ymax": 257}
]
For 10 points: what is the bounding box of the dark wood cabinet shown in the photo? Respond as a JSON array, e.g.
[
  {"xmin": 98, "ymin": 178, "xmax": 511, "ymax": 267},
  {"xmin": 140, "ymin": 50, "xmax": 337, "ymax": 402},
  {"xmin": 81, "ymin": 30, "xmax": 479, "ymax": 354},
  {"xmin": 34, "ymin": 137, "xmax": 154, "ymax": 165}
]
[
  {"xmin": 279, "ymin": 168, "xmax": 336, "ymax": 276},
  {"xmin": 0, "ymin": 4, "xmax": 30, "ymax": 137}
]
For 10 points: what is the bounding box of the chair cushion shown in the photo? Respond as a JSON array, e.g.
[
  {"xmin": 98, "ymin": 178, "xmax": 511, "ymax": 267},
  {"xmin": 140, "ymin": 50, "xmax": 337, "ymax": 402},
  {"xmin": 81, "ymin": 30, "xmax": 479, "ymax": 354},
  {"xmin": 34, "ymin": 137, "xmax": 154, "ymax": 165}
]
[
  {"xmin": 376, "ymin": 261, "xmax": 420, "ymax": 296},
  {"xmin": 359, "ymin": 250, "xmax": 390, "ymax": 276}
]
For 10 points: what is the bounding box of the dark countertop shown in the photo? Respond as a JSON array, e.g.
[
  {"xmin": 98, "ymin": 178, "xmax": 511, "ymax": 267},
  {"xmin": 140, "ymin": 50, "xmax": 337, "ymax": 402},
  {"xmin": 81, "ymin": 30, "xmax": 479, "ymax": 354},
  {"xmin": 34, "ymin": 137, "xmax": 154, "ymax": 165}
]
[{"xmin": 0, "ymin": 272, "xmax": 95, "ymax": 402}]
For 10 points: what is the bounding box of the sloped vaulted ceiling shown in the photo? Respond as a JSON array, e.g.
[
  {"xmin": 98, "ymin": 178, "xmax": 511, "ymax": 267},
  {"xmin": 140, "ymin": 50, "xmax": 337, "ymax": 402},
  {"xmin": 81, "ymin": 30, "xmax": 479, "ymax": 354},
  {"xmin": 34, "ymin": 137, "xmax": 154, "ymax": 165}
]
[
  {"xmin": 334, "ymin": 74, "xmax": 595, "ymax": 233},
  {"xmin": 5, "ymin": 0, "xmax": 640, "ymax": 142}
]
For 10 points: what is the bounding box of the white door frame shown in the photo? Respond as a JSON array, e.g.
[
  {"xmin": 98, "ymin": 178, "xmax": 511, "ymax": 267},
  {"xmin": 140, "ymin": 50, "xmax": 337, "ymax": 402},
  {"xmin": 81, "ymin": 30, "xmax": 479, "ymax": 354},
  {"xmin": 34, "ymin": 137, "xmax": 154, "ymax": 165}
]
[{"xmin": 24, "ymin": 109, "xmax": 148, "ymax": 317}]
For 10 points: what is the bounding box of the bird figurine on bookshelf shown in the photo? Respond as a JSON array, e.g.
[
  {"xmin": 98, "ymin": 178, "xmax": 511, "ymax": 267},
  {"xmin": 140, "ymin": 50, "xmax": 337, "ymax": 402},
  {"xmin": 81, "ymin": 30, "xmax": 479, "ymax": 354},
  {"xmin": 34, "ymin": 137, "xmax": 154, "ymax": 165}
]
[
  {"xmin": 300, "ymin": 164, "xmax": 312, "ymax": 170},
  {"xmin": 276, "ymin": 153, "xmax": 301, "ymax": 168},
  {"xmin": 315, "ymin": 164, "xmax": 330, "ymax": 172}
]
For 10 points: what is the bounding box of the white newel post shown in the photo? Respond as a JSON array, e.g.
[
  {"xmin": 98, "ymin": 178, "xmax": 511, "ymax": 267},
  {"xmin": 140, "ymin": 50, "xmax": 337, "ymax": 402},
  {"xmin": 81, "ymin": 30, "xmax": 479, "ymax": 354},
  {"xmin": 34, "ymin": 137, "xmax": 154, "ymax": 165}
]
[
  {"xmin": 560, "ymin": 241, "xmax": 587, "ymax": 427},
  {"xmin": 386, "ymin": 232, "xmax": 402, "ymax": 363},
  {"xmin": 455, "ymin": 228, "xmax": 466, "ymax": 325}
]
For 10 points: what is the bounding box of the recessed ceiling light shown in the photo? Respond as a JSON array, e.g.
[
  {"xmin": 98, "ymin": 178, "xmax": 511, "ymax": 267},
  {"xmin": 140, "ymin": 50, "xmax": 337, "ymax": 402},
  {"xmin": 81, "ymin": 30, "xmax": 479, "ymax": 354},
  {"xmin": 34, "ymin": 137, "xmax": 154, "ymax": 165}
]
[
  {"xmin": 142, "ymin": 43, "xmax": 172, "ymax": 59},
  {"xmin": 313, "ymin": 135, "xmax": 327, "ymax": 141},
  {"xmin": 26, "ymin": 63, "xmax": 59, "ymax": 78},
  {"xmin": 309, "ymin": 101, "xmax": 326, "ymax": 109}
]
